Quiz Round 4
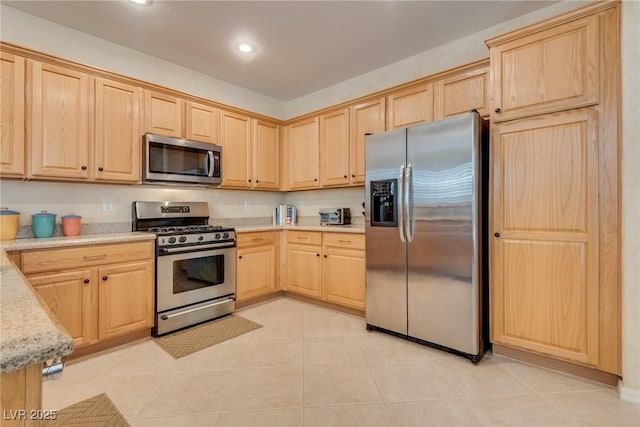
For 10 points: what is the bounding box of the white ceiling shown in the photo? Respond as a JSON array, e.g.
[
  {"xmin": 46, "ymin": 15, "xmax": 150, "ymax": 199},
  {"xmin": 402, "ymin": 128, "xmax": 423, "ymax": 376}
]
[{"xmin": 3, "ymin": 1, "xmax": 560, "ymax": 101}]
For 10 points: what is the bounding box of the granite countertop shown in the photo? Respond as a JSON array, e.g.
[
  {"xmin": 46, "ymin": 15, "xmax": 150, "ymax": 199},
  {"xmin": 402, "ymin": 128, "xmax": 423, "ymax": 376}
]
[
  {"xmin": 0, "ymin": 232, "xmax": 156, "ymax": 373},
  {"xmin": 235, "ymin": 224, "xmax": 365, "ymax": 234}
]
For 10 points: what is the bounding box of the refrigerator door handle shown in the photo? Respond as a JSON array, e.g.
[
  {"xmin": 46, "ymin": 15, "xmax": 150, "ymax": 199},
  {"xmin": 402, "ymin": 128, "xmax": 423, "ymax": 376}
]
[
  {"xmin": 398, "ymin": 164, "xmax": 406, "ymax": 242},
  {"xmin": 405, "ymin": 163, "xmax": 414, "ymax": 242}
]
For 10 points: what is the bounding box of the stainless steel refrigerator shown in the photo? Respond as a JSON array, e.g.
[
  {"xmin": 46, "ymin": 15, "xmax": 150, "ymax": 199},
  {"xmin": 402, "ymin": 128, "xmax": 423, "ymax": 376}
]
[{"xmin": 364, "ymin": 111, "xmax": 489, "ymax": 362}]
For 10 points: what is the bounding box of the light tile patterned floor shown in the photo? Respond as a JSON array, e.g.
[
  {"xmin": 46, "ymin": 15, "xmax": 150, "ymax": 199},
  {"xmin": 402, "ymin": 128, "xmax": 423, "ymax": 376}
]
[{"xmin": 43, "ymin": 297, "xmax": 640, "ymax": 426}]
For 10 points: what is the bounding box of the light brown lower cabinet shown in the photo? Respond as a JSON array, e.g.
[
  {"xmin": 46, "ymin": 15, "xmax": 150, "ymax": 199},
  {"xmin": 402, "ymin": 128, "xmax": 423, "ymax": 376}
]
[
  {"xmin": 236, "ymin": 231, "xmax": 279, "ymax": 302},
  {"xmin": 284, "ymin": 230, "xmax": 365, "ymax": 310},
  {"xmin": 21, "ymin": 241, "xmax": 154, "ymax": 348}
]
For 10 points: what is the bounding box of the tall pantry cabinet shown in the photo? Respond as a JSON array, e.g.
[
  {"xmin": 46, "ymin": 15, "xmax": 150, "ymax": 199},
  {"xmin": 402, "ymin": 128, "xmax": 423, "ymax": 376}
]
[{"xmin": 487, "ymin": 2, "xmax": 620, "ymax": 375}]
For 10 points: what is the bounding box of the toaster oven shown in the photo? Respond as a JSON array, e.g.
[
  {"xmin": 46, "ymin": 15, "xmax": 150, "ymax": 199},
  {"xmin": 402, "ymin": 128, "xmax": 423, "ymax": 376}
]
[{"xmin": 319, "ymin": 208, "xmax": 351, "ymax": 226}]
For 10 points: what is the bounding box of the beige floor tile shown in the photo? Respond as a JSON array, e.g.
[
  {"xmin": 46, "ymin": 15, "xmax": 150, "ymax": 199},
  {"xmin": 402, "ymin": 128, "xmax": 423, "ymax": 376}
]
[
  {"xmin": 238, "ymin": 337, "xmax": 303, "ymax": 368},
  {"xmin": 135, "ymin": 370, "xmax": 235, "ymax": 418},
  {"xmin": 304, "ymin": 314, "xmax": 367, "ymax": 337},
  {"xmin": 501, "ymin": 362, "xmax": 606, "ymax": 393},
  {"xmin": 304, "ymin": 336, "xmax": 366, "ymax": 365},
  {"xmin": 106, "ymin": 339, "xmax": 176, "ymax": 377},
  {"xmin": 465, "ymin": 394, "xmax": 574, "ymax": 426},
  {"xmin": 369, "ymin": 359, "xmax": 459, "ymax": 402},
  {"xmin": 358, "ymin": 331, "xmax": 429, "ymax": 361},
  {"xmin": 170, "ymin": 333, "xmax": 251, "ymax": 372},
  {"xmin": 304, "ymin": 403, "xmax": 392, "ymax": 427},
  {"xmin": 223, "ymin": 366, "xmax": 303, "ymax": 412},
  {"xmin": 216, "ymin": 408, "xmax": 303, "ymax": 427},
  {"xmin": 304, "ymin": 362, "xmax": 382, "ymax": 407},
  {"xmin": 542, "ymin": 390, "xmax": 640, "ymax": 426},
  {"xmin": 130, "ymin": 413, "xmax": 220, "ymax": 426},
  {"xmin": 386, "ymin": 399, "xmax": 484, "ymax": 427},
  {"xmin": 432, "ymin": 357, "xmax": 534, "ymax": 398},
  {"xmin": 42, "ymin": 377, "xmax": 97, "ymax": 410},
  {"xmin": 56, "ymin": 348, "xmax": 124, "ymax": 380},
  {"xmin": 247, "ymin": 317, "xmax": 304, "ymax": 339}
]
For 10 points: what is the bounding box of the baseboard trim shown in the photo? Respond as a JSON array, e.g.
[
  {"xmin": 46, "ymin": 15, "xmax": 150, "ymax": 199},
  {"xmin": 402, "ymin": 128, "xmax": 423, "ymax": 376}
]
[
  {"xmin": 65, "ymin": 329, "xmax": 151, "ymax": 362},
  {"xmin": 619, "ymin": 384, "xmax": 640, "ymax": 404},
  {"xmin": 283, "ymin": 292, "xmax": 365, "ymax": 317},
  {"xmin": 493, "ymin": 343, "xmax": 620, "ymax": 387}
]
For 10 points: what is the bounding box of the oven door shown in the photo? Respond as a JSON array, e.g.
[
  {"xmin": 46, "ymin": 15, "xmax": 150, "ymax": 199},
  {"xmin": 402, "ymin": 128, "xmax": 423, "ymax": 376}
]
[{"xmin": 156, "ymin": 245, "xmax": 236, "ymax": 312}]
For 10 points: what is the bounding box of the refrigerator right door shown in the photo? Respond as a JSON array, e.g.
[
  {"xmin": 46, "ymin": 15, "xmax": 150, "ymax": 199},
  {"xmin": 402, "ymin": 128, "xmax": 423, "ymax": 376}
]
[
  {"xmin": 365, "ymin": 128, "xmax": 408, "ymax": 335},
  {"xmin": 406, "ymin": 113, "xmax": 481, "ymax": 355}
]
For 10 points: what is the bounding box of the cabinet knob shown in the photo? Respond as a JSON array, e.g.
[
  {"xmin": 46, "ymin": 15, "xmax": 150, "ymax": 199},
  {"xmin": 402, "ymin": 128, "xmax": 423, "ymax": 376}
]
[
  {"xmin": 343, "ymin": 175, "xmax": 347, "ymax": 179},
  {"xmin": 81, "ymin": 165, "xmax": 87, "ymax": 170},
  {"xmin": 494, "ymin": 232, "xmax": 500, "ymax": 238},
  {"xmin": 314, "ymin": 178, "xmax": 318, "ymax": 182},
  {"xmin": 324, "ymin": 254, "xmax": 327, "ymax": 258},
  {"xmin": 316, "ymin": 253, "xmax": 320, "ymax": 257},
  {"xmin": 98, "ymin": 167, "xmax": 104, "ymax": 172},
  {"xmin": 102, "ymin": 276, "xmax": 108, "ymax": 281},
  {"xmin": 248, "ymin": 179, "xmax": 252, "ymax": 183},
  {"xmin": 352, "ymin": 174, "xmax": 356, "ymax": 178},
  {"xmin": 238, "ymin": 255, "xmax": 243, "ymax": 259},
  {"xmin": 83, "ymin": 279, "xmax": 90, "ymax": 284},
  {"xmin": 494, "ymin": 108, "xmax": 501, "ymax": 113},
  {"xmin": 256, "ymin": 180, "xmax": 259, "ymax": 183}
]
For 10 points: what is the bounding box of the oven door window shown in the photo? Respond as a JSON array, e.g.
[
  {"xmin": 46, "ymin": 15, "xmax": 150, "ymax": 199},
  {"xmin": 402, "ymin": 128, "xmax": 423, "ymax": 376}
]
[
  {"xmin": 149, "ymin": 142, "xmax": 208, "ymax": 178},
  {"xmin": 173, "ymin": 255, "xmax": 224, "ymax": 293}
]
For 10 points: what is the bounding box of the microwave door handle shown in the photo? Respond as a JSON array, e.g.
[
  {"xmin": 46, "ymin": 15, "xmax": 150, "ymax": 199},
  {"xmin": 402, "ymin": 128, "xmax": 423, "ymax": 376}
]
[
  {"xmin": 207, "ymin": 151, "xmax": 215, "ymax": 177},
  {"xmin": 398, "ymin": 165, "xmax": 406, "ymax": 243}
]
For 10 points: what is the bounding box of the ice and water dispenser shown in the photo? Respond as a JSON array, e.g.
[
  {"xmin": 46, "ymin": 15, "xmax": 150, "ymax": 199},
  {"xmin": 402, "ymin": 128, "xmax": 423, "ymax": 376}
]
[{"xmin": 370, "ymin": 179, "xmax": 397, "ymax": 226}]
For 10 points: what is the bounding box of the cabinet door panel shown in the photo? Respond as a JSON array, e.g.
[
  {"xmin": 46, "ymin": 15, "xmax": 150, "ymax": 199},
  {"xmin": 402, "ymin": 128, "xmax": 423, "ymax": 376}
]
[
  {"xmin": 186, "ymin": 101, "xmax": 218, "ymax": 143},
  {"xmin": 29, "ymin": 61, "xmax": 91, "ymax": 179},
  {"xmin": 95, "ymin": 78, "xmax": 141, "ymax": 182},
  {"xmin": 29, "ymin": 269, "xmax": 97, "ymax": 348},
  {"xmin": 286, "ymin": 244, "xmax": 322, "ymax": 298},
  {"xmin": 490, "ymin": 15, "xmax": 599, "ymax": 122},
  {"xmin": 144, "ymin": 90, "xmax": 183, "ymax": 137},
  {"xmin": 386, "ymin": 83, "xmax": 433, "ymax": 129},
  {"xmin": 253, "ymin": 119, "xmax": 280, "ymax": 189},
  {"xmin": 237, "ymin": 245, "xmax": 277, "ymax": 301},
  {"xmin": 98, "ymin": 261, "xmax": 153, "ymax": 340},
  {"xmin": 491, "ymin": 109, "xmax": 598, "ymax": 366},
  {"xmin": 289, "ymin": 118, "xmax": 320, "ymax": 189},
  {"xmin": 323, "ymin": 247, "xmax": 365, "ymax": 309},
  {"xmin": 434, "ymin": 66, "xmax": 489, "ymax": 119},
  {"xmin": 320, "ymin": 109, "xmax": 350, "ymax": 186},
  {"xmin": 0, "ymin": 52, "xmax": 25, "ymax": 176},
  {"xmin": 220, "ymin": 110, "xmax": 251, "ymax": 188},
  {"xmin": 349, "ymin": 98, "xmax": 385, "ymax": 184}
]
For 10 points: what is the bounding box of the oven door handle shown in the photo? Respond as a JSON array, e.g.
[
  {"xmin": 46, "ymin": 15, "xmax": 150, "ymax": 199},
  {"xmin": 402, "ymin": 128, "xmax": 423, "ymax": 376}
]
[
  {"xmin": 159, "ymin": 242, "xmax": 235, "ymax": 254},
  {"xmin": 160, "ymin": 297, "xmax": 236, "ymax": 320}
]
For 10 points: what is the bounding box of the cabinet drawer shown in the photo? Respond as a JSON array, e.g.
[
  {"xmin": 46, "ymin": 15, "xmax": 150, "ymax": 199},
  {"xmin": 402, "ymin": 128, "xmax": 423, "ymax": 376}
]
[
  {"xmin": 323, "ymin": 233, "xmax": 365, "ymax": 250},
  {"xmin": 237, "ymin": 231, "xmax": 278, "ymax": 248},
  {"xmin": 287, "ymin": 230, "xmax": 322, "ymax": 246},
  {"xmin": 21, "ymin": 241, "xmax": 154, "ymax": 274}
]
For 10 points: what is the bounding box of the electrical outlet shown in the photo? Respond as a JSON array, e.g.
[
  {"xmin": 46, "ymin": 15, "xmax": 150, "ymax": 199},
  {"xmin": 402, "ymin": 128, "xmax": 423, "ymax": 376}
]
[{"xmin": 102, "ymin": 199, "xmax": 112, "ymax": 212}]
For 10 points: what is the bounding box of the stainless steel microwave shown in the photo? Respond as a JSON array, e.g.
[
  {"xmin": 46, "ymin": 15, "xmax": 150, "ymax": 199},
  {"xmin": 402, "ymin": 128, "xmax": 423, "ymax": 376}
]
[{"xmin": 143, "ymin": 134, "xmax": 221, "ymax": 185}]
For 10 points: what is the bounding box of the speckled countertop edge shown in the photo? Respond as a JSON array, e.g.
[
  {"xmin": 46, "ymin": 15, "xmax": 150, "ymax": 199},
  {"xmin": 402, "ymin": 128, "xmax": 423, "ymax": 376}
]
[
  {"xmin": 0, "ymin": 232, "xmax": 156, "ymax": 373},
  {"xmin": 234, "ymin": 224, "xmax": 365, "ymax": 234}
]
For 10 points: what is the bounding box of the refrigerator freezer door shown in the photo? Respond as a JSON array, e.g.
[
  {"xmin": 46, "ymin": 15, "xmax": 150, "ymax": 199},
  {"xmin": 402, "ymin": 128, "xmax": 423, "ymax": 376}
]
[
  {"xmin": 365, "ymin": 128, "xmax": 408, "ymax": 335},
  {"xmin": 406, "ymin": 113, "xmax": 481, "ymax": 354}
]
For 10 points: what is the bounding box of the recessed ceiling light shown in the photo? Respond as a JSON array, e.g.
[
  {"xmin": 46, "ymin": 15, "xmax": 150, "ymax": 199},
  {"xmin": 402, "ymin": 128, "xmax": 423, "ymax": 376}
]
[
  {"xmin": 128, "ymin": 0, "xmax": 152, "ymax": 6},
  {"xmin": 237, "ymin": 43, "xmax": 255, "ymax": 54}
]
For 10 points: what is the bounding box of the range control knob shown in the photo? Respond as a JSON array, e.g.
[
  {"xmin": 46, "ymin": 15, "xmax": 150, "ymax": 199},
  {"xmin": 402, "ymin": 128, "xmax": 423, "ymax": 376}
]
[
  {"xmin": 178, "ymin": 236, "xmax": 187, "ymax": 243},
  {"xmin": 168, "ymin": 236, "xmax": 177, "ymax": 244},
  {"xmin": 214, "ymin": 233, "xmax": 222, "ymax": 240},
  {"xmin": 222, "ymin": 232, "xmax": 229, "ymax": 239},
  {"xmin": 198, "ymin": 235, "xmax": 204, "ymax": 241}
]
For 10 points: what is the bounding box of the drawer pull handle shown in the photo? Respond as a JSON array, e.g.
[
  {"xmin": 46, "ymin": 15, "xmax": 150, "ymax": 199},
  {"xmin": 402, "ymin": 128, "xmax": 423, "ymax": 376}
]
[
  {"xmin": 102, "ymin": 276, "xmax": 108, "ymax": 281},
  {"xmin": 252, "ymin": 238, "xmax": 264, "ymax": 242},
  {"xmin": 338, "ymin": 240, "xmax": 351, "ymax": 244},
  {"xmin": 297, "ymin": 236, "xmax": 308, "ymax": 240},
  {"xmin": 84, "ymin": 254, "xmax": 107, "ymax": 260}
]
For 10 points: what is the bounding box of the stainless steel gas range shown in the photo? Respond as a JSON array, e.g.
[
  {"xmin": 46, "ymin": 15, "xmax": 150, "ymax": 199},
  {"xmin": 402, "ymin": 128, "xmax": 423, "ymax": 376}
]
[{"xmin": 133, "ymin": 201, "xmax": 236, "ymax": 336}]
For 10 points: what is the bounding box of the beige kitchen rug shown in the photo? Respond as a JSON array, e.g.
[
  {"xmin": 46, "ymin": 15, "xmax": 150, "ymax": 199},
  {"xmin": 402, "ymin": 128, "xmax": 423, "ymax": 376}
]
[
  {"xmin": 42, "ymin": 393, "xmax": 129, "ymax": 427},
  {"xmin": 153, "ymin": 314, "xmax": 262, "ymax": 359}
]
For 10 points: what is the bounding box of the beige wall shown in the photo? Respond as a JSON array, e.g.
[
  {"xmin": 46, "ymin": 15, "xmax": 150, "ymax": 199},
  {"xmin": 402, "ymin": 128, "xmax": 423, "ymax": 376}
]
[{"xmin": 620, "ymin": 0, "xmax": 640, "ymax": 403}]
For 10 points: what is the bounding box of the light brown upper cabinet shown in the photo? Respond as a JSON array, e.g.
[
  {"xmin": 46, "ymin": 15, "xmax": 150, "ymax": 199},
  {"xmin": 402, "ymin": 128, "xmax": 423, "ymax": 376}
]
[
  {"xmin": 219, "ymin": 110, "xmax": 252, "ymax": 188},
  {"xmin": 143, "ymin": 90, "xmax": 184, "ymax": 138},
  {"xmin": 28, "ymin": 60, "xmax": 92, "ymax": 180},
  {"xmin": 94, "ymin": 77, "xmax": 142, "ymax": 182},
  {"xmin": 487, "ymin": 14, "xmax": 599, "ymax": 122},
  {"xmin": 386, "ymin": 83, "xmax": 433, "ymax": 129},
  {"xmin": 287, "ymin": 117, "xmax": 320, "ymax": 189},
  {"xmin": 253, "ymin": 119, "xmax": 280, "ymax": 189},
  {"xmin": 434, "ymin": 66, "xmax": 489, "ymax": 120},
  {"xmin": 185, "ymin": 101, "xmax": 219, "ymax": 144},
  {"xmin": 320, "ymin": 108, "xmax": 350, "ymax": 187},
  {"xmin": 491, "ymin": 108, "xmax": 599, "ymax": 367},
  {"xmin": 0, "ymin": 52, "xmax": 25, "ymax": 177},
  {"xmin": 349, "ymin": 98, "xmax": 386, "ymax": 184}
]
